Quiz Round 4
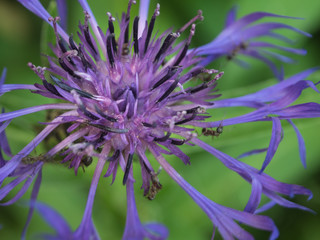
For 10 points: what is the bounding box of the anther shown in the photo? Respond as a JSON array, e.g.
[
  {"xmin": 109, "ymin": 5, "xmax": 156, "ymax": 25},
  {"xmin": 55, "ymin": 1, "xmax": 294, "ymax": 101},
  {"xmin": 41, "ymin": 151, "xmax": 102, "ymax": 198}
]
[
  {"xmin": 154, "ymin": 33, "xmax": 179, "ymax": 63},
  {"xmin": 79, "ymin": 104, "xmax": 100, "ymax": 120},
  {"xmin": 83, "ymin": 12, "xmax": 98, "ymax": 55},
  {"xmin": 154, "ymin": 132, "xmax": 171, "ymax": 142},
  {"xmin": 142, "ymin": 122, "xmax": 157, "ymax": 128},
  {"xmin": 170, "ymin": 139, "xmax": 186, "ymax": 145},
  {"xmin": 123, "ymin": 153, "xmax": 134, "ymax": 185},
  {"xmin": 173, "ymin": 24, "xmax": 196, "ymax": 66},
  {"xmin": 106, "ymin": 34, "xmax": 115, "ymax": 67},
  {"xmin": 175, "ymin": 111, "xmax": 197, "ymax": 125},
  {"xmin": 94, "ymin": 105, "xmax": 117, "ymax": 122},
  {"xmin": 157, "ymin": 79, "xmax": 179, "ymax": 103},
  {"xmin": 107, "ymin": 12, "xmax": 118, "ymax": 55},
  {"xmin": 176, "ymin": 10, "xmax": 203, "ymax": 34},
  {"xmin": 144, "ymin": 3, "xmax": 160, "ymax": 54},
  {"xmin": 69, "ymin": 35, "xmax": 78, "ymax": 51},
  {"xmin": 50, "ymin": 75, "xmax": 94, "ymax": 99},
  {"xmin": 107, "ymin": 149, "xmax": 120, "ymax": 161},
  {"xmin": 87, "ymin": 123, "xmax": 129, "ymax": 134},
  {"xmin": 152, "ymin": 66, "xmax": 181, "ymax": 90},
  {"xmin": 133, "ymin": 16, "xmax": 140, "ymax": 55},
  {"xmin": 58, "ymin": 58, "xmax": 79, "ymax": 78},
  {"xmin": 42, "ymin": 80, "xmax": 62, "ymax": 97}
]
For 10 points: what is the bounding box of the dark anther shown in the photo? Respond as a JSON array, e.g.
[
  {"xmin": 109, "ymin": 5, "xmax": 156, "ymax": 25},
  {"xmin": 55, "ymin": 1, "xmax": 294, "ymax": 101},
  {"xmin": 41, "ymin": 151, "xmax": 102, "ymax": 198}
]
[
  {"xmin": 154, "ymin": 33, "xmax": 178, "ymax": 63},
  {"xmin": 170, "ymin": 139, "xmax": 186, "ymax": 145},
  {"xmin": 108, "ymin": 149, "xmax": 120, "ymax": 162},
  {"xmin": 173, "ymin": 42, "xmax": 189, "ymax": 67},
  {"xmin": 43, "ymin": 80, "xmax": 62, "ymax": 97},
  {"xmin": 78, "ymin": 45, "xmax": 92, "ymax": 69},
  {"xmin": 108, "ymin": 17, "xmax": 115, "ymax": 34},
  {"xmin": 142, "ymin": 122, "xmax": 157, "ymax": 128},
  {"xmin": 50, "ymin": 75, "xmax": 95, "ymax": 99},
  {"xmin": 152, "ymin": 66, "xmax": 180, "ymax": 90},
  {"xmin": 87, "ymin": 123, "xmax": 129, "ymax": 134},
  {"xmin": 175, "ymin": 111, "xmax": 197, "ymax": 125},
  {"xmin": 58, "ymin": 58, "xmax": 79, "ymax": 79},
  {"xmin": 129, "ymin": 83, "xmax": 137, "ymax": 99},
  {"xmin": 84, "ymin": 27, "xmax": 98, "ymax": 55},
  {"xmin": 79, "ymin": 105, "xmax": 100, "ymax": 120},
  {"xmin": 123, "ymin": 153, "xmax": 134, "ymax": 185},
  {"xmin": 69, "ymin": 35, "xmax": 78, "ymax": 51},
  {"xmin": 133, "ymin": 16, "xmax": 140, "ymax": 55},
  {"xmin": 124, "ymin": 23, "xmax": 129, "ymax": 45},
  {"xmin": 188, "ymin": 83, "xmax": 208, "ymax": 94},
  {"xmin": 106, "ymin": 34, "xmax": 115, "ymax": 67},
  {"xmin": 157, "ymin": 79, "xmax": 179, "ymax": 103},
  {"xmin": 186, "ymin": 106, "xmax": 200, "ymax": 114},
  {"xmin": 81, "ymin": 156, "xmax": 93, "ymax": 167},
  {"xmin": 94, "ymin": 105, "xmax": 117, "ymax": 122},
  {"xmin": 154, "ymin": 132, "xmax": 171, "ymax": 142},
  {"xmin": 58, "ymin": 39, "xmax": 68, "ymax": 53},
  {"xmin": 144, "ymin": 15, "xmax": 156, "ymax": 54}
]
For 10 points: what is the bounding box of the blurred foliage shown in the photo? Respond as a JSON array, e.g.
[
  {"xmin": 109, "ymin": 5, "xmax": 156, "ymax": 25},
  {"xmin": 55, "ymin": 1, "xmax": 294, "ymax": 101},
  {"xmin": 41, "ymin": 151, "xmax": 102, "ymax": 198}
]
[{"xmin": 0, "ymin": 0, "xmax": 319, "ymax": 239}]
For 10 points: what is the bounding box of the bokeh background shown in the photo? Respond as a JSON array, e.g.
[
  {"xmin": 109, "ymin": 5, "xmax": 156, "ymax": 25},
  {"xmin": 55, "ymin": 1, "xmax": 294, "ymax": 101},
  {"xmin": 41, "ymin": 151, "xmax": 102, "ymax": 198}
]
[{"xmin": 0, "ymin": 0, "xmax": 320, "ymax": 239}]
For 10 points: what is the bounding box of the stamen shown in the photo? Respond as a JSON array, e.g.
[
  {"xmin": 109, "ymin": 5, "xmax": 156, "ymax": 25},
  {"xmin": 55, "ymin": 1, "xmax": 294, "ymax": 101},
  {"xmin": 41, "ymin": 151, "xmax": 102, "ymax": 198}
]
[
  {"xmin": 107, "ymin": 149, "xmax": 120, "ymax": 161},
  {"xmin": 87, "ymin": 123, "xmax": 129, "ymax": 134},
  {"xmin": 123, "ymin": 153, "xmax": 134, "ymax": 185},
  {"xmin": 175, "ymin": 111, "xmax": 197, "ymax": 125},
  {"xmin": 170, "ymin": 139, "xmax": 186, "ymax": 145},
  {"xmin": 157, "ymin": 79, "xmax": 179, "ymax": 103},
  {"xmin": 48, "ymin": 17, "xmax": 61, "ymax": 43},
  {"xmin": 173, "ymin": 24, "xmax": 196, "ymax": 66},
  {"xmin": 133, "ymin": 16, "xmax": 140, "ymax": 55},
  {"xmin": 58, "ymin": 39, "xmax": 68, "ymax": 53},
  {"xmin": 69, "ymin": 35, "xmax": 78, "ymax": 51},
  {"xmin": 124, "ymin": 0, "xmax": 136, "ymax": 45},
  {"xmin": 42, "ymin": 80, "xmax": 62, "ymax": 97},
  {"xmin": 142, "ymin": 122, "xmax": 157, "ymax": 128},
  {"xmin": 58, "ymin": 58, "xmax": 79, "ymax": 79},
  {"xmin": 152, "ymin": 66, "xmax": 180, "ymax": 90},
  {"xmin": 50, "ymin": 75, "xmax": 95, "ymax": 99},
  {"xmin": 106, "ymin": 34, "xmax": 115, "ymax": 67},
  {"xmin": 78, "ymin": 44, "xmax": 92, "ymax": 69},
  {"xmin": 144, "ymin": 3, "xmax": 160, "ymax": 54},
  {"xmin": 84, "ymin": 11, "xmax": 98, "ymax": 55},
  {"xmin": 154, "ymin": 132, "xmax": 171, "ymax": 142},
  {"xmin": 79, "ymin": 104, "xmax": 100, "ymax": 120},
  {"xmin": 154, "ymin": 33, "xmax": 179, "ymax": 63},
  {"xmin": 176, "ymin": 10, "xmax": 203, "ymax": 34},
  {"xmin": 94, "ymin": 105, "xmax": 117, "ymax": 122},
  {"xmin": 107, "ymin": 12, "xmax": 118, "ymax": 55}
]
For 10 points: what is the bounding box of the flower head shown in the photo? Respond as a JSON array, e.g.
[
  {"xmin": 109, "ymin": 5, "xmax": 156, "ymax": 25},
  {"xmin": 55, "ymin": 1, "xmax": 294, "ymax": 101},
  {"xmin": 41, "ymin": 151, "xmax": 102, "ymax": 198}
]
[{"xmin": 0, "ymin": 0, "xmax": 319, "ymax": 239}]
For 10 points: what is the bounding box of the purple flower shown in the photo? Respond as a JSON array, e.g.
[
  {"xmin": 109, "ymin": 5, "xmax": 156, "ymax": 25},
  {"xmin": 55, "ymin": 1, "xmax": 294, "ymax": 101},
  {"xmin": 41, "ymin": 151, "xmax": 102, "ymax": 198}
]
[
  {"xmin": 196, "ymin": 6, "xmax": 311, "ymax": 79},
  {"xmin": 1, "ymin": 1, "xmax": 319, "ymax": 239}
]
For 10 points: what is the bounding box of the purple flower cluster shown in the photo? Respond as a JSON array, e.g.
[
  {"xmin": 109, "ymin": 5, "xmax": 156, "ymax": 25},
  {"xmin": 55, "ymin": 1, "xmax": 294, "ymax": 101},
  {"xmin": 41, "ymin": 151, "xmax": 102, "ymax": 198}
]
[{"xmin": 1, "ymin": 0, "xmax": 319, "ymax": 239}]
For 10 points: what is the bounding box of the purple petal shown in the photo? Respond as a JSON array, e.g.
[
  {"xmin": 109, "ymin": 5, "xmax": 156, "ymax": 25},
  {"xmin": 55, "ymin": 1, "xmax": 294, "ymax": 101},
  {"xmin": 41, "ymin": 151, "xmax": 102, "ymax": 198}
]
[
  {"xmin": 56, "ymin": 0, "xmax": 68, "ymax": 30},
  {"xmin": 224, "ymin": 6, "xmax": 238, "ymax": 28},
  {"xmin": 244, "ymin": 178, "xmax": 262, "ymax": 213},
  {"xmin": 149, "ymin": 144, "xmax": 278, "ymax": 240},
  {"xmin": 0, "ymin": 84, "xmax": 38, "ymax": 96},
  {"xmin": 237, "ymin": 148, "xmax": 268, "ymax": 159},
  {"xmin": 0, "ymin": 103, "xmax": 76, "ymax": 122},
  {"xmin": 138, "ymin": 0, "xmax": 150, "ymax": 38},
  {"xmin": 260, "ymin": 118, "xmax": 282, "ymax": 173},
  {"xmin": 74, "ymin": 152, "xmax": 108, "ymax": 239},
  {"xmin": 32, "ymin": 201, "xmax": 72, "ymax": 238},
  {"xmin": 17, "ymin": 0, "xmax": 69, "ymax": 41},
  {"xmin": 287, "ymin": 120, "xmax": 306, "ymax": 168},
  {"xmin": 123, "ymin": 179, "xmax": 168, "ymax": 240},
  {"xmin": 21, "ymin": 168, "xmax": 43, "ymax": 240}
]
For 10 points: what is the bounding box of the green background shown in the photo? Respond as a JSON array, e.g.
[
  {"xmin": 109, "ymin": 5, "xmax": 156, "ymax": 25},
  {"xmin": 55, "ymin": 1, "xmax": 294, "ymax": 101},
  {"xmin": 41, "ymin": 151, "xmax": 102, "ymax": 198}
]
[{"xmin": 0, "ymin": 0, "xmax": 319, "ymax": 239}]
